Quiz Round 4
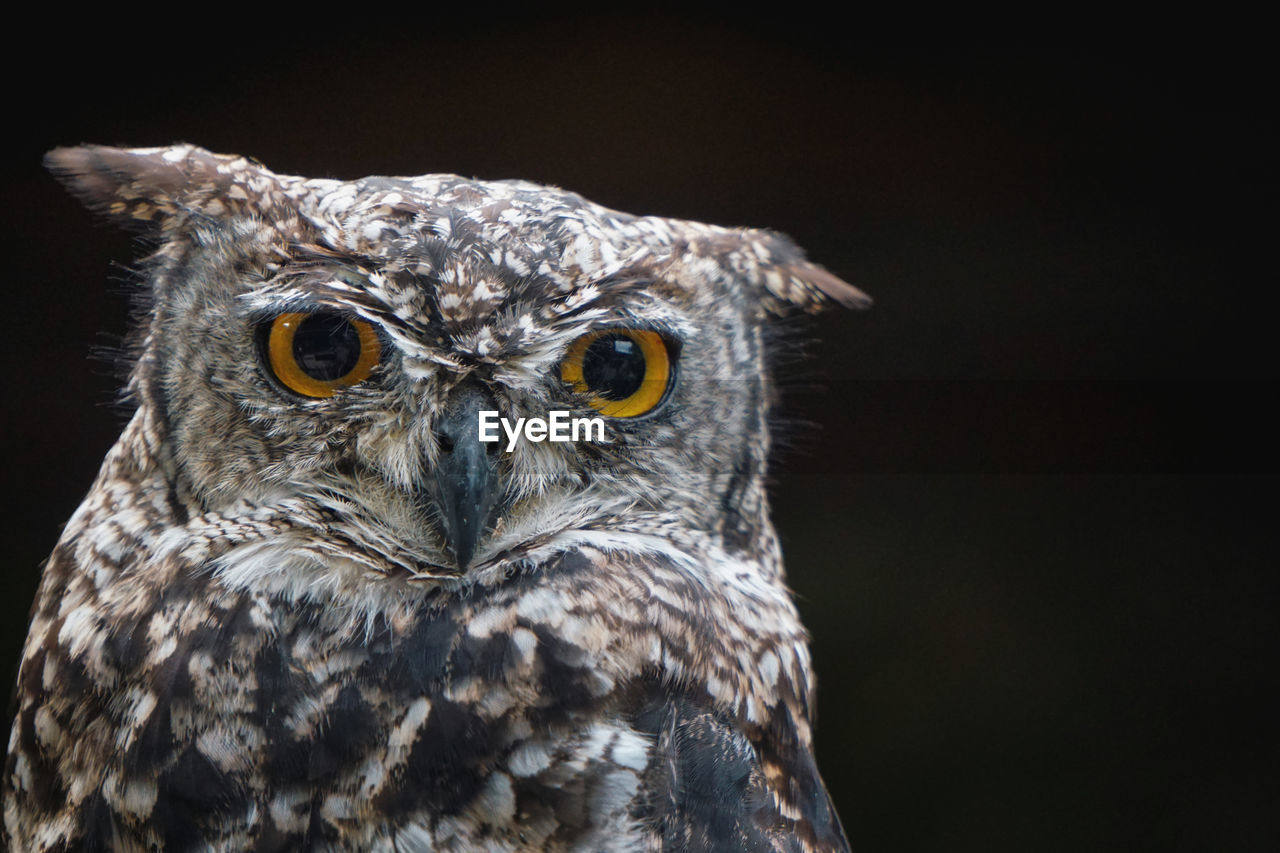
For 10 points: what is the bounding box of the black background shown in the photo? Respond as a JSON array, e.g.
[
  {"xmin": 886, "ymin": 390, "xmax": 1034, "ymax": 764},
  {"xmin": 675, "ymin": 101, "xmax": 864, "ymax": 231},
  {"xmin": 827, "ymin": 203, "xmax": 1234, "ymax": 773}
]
[{"xmin": 3, "ymin": 16, "xmax": 1275, "ymax": 851}]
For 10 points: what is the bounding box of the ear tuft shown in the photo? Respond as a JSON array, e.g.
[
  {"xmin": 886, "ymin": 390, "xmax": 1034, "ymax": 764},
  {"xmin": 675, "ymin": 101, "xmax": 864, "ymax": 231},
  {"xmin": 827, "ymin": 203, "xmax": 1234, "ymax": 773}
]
[
  {"xmin": 769, "ymin": 259, "xmax": 872, "ymax": 313},
  {"xmin": 738, "ymin": 229, "xmax": 871, "ymax": 315},
  {"xmin": 44, "ymin": 144, "xmax": 275, "ymax": 232}
]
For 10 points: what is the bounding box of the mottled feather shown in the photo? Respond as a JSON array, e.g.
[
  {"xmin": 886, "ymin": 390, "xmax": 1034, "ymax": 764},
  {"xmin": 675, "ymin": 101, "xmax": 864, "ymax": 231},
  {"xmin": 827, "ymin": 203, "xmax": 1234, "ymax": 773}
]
[{"xmin": 5, "ymin": 145, "xmax": 860, "ymax": 852}]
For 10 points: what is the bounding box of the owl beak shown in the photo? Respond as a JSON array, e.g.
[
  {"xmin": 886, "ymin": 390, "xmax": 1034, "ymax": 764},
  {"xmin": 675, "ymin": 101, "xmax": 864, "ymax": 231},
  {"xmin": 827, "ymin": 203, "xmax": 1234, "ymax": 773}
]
[{"xmin": 430, "ymin": 385, "xmax": 501, "ymax": 570}]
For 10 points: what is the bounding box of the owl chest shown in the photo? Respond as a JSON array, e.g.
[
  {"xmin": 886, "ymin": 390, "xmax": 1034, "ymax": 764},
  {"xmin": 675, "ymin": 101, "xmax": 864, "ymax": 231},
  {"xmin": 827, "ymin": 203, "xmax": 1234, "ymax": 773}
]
[{"xmin": 39, "ymin": 582, "xmax": 657, "ymax": 849}]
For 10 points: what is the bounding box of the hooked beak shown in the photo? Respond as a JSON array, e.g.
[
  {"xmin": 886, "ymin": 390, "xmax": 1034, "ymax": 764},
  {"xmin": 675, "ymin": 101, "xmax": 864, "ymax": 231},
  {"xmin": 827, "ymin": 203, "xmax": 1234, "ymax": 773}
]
[{"xmin": 428, "ymin": 384, "xmax": 501, "ymax": 570}]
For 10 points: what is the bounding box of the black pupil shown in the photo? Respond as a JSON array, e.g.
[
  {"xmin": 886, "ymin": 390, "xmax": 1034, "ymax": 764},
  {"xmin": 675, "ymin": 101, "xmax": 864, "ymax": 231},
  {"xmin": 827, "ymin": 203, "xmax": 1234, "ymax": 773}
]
[
  {"xmin": 293, "ymin": 314, "xmax": 362, "ymax": 381},
  {"xmin": 582, "ymin": 334, "xmax": 647, "ymax": 400}
]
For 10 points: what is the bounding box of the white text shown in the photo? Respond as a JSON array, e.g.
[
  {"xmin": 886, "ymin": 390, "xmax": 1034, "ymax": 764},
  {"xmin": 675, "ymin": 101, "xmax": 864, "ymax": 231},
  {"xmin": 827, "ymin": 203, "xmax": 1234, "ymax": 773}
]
[{"xmin": 478, "ymin": 411, "xmax": 606, "ymax": 452}]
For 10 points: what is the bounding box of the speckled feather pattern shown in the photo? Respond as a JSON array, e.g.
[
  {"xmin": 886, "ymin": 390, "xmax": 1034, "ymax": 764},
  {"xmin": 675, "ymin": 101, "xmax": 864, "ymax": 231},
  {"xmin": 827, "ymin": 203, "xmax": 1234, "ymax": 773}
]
[{"xmin": 4, "ymin": 145, "xmax": 864, "ymax": 851}]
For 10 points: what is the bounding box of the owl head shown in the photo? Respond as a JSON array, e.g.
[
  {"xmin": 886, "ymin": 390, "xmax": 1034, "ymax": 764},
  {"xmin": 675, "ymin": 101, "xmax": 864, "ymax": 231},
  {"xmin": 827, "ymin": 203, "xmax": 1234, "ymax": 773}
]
[{"xmin": 47, "ymin": 145, "xmax": 867, "ymax": 592}]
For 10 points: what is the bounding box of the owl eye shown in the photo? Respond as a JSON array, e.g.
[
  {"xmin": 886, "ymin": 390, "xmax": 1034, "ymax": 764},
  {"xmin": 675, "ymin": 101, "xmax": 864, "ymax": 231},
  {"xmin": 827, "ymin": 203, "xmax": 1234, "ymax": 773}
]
[
  {"xmin": 262, "ymin": 312, "xmax": 380, "ymax": 398},
  {"xmin": 560, "ymin": 329, "xmax": 674, "ymax": 418}
]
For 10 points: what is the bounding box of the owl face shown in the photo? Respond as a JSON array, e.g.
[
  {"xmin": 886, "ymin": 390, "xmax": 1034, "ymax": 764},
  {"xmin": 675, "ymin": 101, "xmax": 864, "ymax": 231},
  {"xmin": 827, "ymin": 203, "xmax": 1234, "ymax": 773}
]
[{"xmin": 50, "ymin": 145, "xmax": 867, "ymax": 586}]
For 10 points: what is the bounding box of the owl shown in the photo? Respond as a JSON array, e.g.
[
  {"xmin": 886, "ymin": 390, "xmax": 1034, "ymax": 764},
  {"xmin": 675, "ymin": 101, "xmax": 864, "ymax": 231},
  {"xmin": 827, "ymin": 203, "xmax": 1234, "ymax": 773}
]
[{"xmin": 4, "ymin": 145, "xmax": 869, "ymax": 852}]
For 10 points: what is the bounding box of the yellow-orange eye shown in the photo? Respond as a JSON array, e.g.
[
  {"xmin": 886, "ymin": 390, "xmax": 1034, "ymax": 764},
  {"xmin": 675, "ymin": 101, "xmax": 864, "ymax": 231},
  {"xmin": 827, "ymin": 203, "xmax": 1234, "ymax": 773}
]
[
  {"xmin": 560, "ymin": 329, "xmax": 674, "ymax": 418},
  {"xmin": 263, "ymin": 312, "xmax": 380, "ymax": 398}
]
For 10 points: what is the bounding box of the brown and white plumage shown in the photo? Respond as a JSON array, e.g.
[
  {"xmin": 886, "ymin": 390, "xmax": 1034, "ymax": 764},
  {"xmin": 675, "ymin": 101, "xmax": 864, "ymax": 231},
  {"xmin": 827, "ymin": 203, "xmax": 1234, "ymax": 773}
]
[{"xmin": 4, "ymin": 145, "xmax": 865, "ymax": 851}]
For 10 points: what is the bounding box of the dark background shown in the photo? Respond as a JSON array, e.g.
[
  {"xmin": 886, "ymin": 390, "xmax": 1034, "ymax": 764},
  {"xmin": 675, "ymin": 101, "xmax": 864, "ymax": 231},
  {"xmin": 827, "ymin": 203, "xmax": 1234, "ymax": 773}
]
[{"xmin": 3, "ymin": 17, "xmax": 1275, "ymax": 851}]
